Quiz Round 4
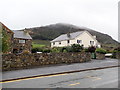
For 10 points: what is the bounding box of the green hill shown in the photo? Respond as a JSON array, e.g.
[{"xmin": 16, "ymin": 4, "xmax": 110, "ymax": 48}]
[{"xmin": 27, "ymin": 23, "xmax": 119, "ymax": 49}]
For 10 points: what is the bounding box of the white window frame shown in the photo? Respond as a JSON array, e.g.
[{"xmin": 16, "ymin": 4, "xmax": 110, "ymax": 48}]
[
  {"xmin": 19, "ymin": 40, "xmax": 25, "ymax": 43},
  {"xmin": 90, "ymin": 41, "xmax": 94, "ymax": 45}
]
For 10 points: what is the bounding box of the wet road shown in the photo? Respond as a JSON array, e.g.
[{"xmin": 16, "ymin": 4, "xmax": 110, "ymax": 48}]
[
  {"xmin": 2, "ymin": 58, "xmax": 118, "ymax": 80},
  {"xmin": 2, "ymin": 67, "xmax": 118, "ymax": 88}
]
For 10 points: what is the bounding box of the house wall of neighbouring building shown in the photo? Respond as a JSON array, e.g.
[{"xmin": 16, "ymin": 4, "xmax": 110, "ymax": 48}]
[
  {"xmin": 51, "ymin": 32, "xmax": 101, "ymax": 48},
  {"xmin": 13, "ymin": 38, "xmax": 32, "ymax": 53},
  {"xmin": 75, "ymin": 31, "xmax": 100, "ymax": 48},
  {"xmin": 0, "ymin": 23, "xmax": 14, "ymax": 53}
]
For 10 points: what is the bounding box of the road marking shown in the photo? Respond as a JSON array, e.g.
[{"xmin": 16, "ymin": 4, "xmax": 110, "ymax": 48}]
[
  {"xmin": 1, "ymin": 73, "xmax": 67, "ymax": 84},
  {"xmin": 86, "ymin": 76, "xmax": 101, "ymax": 81},
  {"xmin": 92, "ymin": 77, "xmax": 101, "ymax": 81},
  {"xmin": 69, "ymin": 82, "xmax": 80, "ymax": 86}
]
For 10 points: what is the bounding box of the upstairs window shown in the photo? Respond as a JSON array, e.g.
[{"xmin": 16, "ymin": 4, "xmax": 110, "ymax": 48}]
[
  {"xmin": 77, "ymin": 40, "xmax": 82, "ymax": 44},
  {"xmin": 19, "ymin": 40, "xmax": 25, "ymax": 43},
  {"xmin": 90, "ymin": 41, "xmax": 94, "ymax": 45}
]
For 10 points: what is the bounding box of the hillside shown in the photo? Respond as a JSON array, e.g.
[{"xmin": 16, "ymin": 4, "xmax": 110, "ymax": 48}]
[{"xmin": 27, "ymin": 23, "xmax": 119, "ymax": 48}]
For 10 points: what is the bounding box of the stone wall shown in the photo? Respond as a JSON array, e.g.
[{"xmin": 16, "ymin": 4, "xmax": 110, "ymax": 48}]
[
  {"xmin": 115, "ymin": 52, "xmax": 120, "ymax": 59},
  {"xmin": 96, "ymin": 53, "xmax": 105, "ymax": 60},
  {"xmin": 112, "ymin": 52, "xmax": 120, "ymax": 59},
  {"xmin": 2, "ymin": 52, "xmax": 91, "ymax": 71}
]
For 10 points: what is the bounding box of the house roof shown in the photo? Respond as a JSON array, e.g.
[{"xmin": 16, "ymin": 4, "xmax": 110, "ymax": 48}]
[
  {"xmin": 0, "ymin": 22, "xmax": 14, "ymax": 33},
  {"xmin": 12, "ymin": 30, "xmax": 32, "ymax": 39},
  {"xmin": 51, "ymin": 31, "xmax": 85, "ymax": 42}
]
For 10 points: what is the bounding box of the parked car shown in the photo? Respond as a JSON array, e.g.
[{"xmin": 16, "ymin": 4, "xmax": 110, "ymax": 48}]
[
  {"xmin": 36, "ymin": 52, "xmax": 42, "ymax": 54},
  {"xmin": 105, "ymin": 53, "xmax": 112, "ymax": 57}
]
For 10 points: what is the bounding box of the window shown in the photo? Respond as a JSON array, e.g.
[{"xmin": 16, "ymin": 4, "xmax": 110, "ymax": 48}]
[
  {"xmin": 19, "ymin": 40, "xmax": 25, "ymax": 43},
  {"xmin": 59, "ymin": 42, "xmax": 61, "ymax": 44},
  {"xmin": 90, "ymin": 41, "xmax": 94, "ymax": 45},
  {"xmin": 67, "ymin": 40, "xmax": 70, "ymax": 44},
  {"xmin": 77, "ymin": 40, "xmax": 82, "ymax": 44},
  {"xmin": 53, "ymin": 42, "xmax": 55, "ymax": 45}
]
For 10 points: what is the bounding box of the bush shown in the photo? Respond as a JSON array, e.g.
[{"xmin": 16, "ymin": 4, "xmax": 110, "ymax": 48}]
[
  {"xmin": 113, "ymin": 47, "xmax": 120, "ymax": 52},
  {"xmin": 71, "ymin": 44, "xmax": 83, "ymax": 52},
  {"xmin": 66, "ymin": 46, "xmax": 72, "ymax": 52},
  {"xmin": 96, "ymin": 48, "xmax": 107, "ymax": 54},
  {"xmin": 84, "ymin": 48, "xmax": 89, "ymax": 52},
  {"xmin": 88, "ymin": 46, "xmax": 96, "ymax": 53},
  {"xmin": 51, "ymin": 47, "xmax": 61, "ymax": 53},
  {"xmin": 60, "ymin": 47, "xmax": 67, "ymax": 52},
  {"xmin": 31, "ymin": 48, "xmax": 43, "ymax": 53},
  {"xmin": 42, "ymin": 49, "xmax": 51, "ymax": 53},
  {"xmin": 59, "ymin": 44, "xmax": 83, "ymax": 52}
]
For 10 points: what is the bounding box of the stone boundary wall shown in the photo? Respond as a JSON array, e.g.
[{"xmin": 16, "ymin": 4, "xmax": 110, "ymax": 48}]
[
  {"xmin": 96, "ymin": 53, "xmax": 105, "ymax": 60},
  {"xmin": 2, "ymin": 52, "xmax": 91, "ymax": 71},
  {"xmin": 112, "ymin": 52, "xmax": 120, "ymax": 59},
  {"xmin": 116, "ymin": 52, "xmax": 120, "ymax": 59}
]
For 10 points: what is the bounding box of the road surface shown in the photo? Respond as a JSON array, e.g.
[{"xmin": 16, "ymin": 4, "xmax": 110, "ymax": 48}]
[
  {"xmin": 2, "ymin": 67, "xmax": 118, "ymax": 88},
  {"xmin": 2, "ymin": 58, "xmax": 118, "ymax": 80}
]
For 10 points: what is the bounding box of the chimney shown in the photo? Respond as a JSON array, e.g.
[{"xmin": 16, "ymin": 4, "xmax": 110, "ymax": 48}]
[
  {"xmin": 24, "ymin": 28, "xmax": 28, "ymax": 33},
  {"xmin": 93, "ymin": 36, "xmax": 96, "ymax": 39}
]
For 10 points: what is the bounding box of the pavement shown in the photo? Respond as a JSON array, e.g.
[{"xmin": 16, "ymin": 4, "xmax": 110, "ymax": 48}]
[
  {"xmin": 2, "ymin": 58, "xmax": 118, "ymax": 80},
  {"xmin": 2, "ymin": 67, "xmax": 118, "ymax": 88}
]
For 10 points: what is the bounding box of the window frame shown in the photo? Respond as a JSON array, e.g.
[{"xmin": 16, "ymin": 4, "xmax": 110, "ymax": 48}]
[
  {"xmin": 67, "ymin": 40, "xmax": 70, "ymax": 44},
  {"xmin": 53, "ymin": 42, "xmax": 55, "ymax": 45},
  {"xmin": 90, "ymin": 41, "xmax": 94, "ymax": 45},
  {"xmin": 19, "ymin": 40, "xmax": 26, "ymax": 44},
  {"xmin": 77, "ymin": 40, "xmax": 82, "ymax": 44}
]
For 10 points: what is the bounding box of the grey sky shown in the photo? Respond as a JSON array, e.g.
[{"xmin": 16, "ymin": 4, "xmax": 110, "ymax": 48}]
[{"xmin": 0, "ymin": 0, "xmax": 119, "ymax": 41}]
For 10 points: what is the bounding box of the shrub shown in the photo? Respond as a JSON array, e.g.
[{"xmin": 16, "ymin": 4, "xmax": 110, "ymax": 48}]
[
  {"xmin": 112, "ymin": 50, "xmax": 118, "ymax": 53},
  {"xmin": 88, "ymin": 46, "xmax": 96, "ymax": 53},
  {"xmin": 84, "ymin": 48, "xmax": 89, "ymax": 52},
  {"xmin": 51, "ymin": 47, "xmax": 60, "ymax": 53},
  {"xmin": 96, "ymin": 48, "xmax": 107, "ymax": 54},
  {"xmin": 42, "ymin": 49, "xmax": 51, "ymax": 53},
  {"xmin": 71, "ymin": 44, "xmax": 83, "ymax": 52},
  {"xmin": 31, "ymin": 47, "xmax": 43, "ymax": 53},
  {"xmin": 60, "ymin": 47, "xmax": 67, "ymax": 52},
  {"xmin": 113, "ymin": 47, "xmax": 120, "ymax": 52},
  {"xmin": 59, "ymin": 44, "xmax": 83, "ymax": 52},
  {"xmin": 66, "ymin": 46, "xmax": 72, "ymax": 52},
  {"xmin": 59, "ymin": 47, "xmax": 72, "ymax": 52}
]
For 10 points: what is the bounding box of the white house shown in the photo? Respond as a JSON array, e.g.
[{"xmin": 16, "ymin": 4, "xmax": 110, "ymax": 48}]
[{"xmin": 50, "ymin": 31, "xmax": 101, "ymax": 48}]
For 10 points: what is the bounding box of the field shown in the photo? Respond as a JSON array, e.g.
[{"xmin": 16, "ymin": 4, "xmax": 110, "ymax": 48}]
[{"xmin": 32, "ymin": 40, "xmax": 50, "ymax": 48}]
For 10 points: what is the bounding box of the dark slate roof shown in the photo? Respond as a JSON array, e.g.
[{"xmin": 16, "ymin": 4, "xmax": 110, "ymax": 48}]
[
  {"xmin": 51, "ymin": 31, "xmax": 84, "ymax": 42},
  {"xmin": 12, "ymin": 30, "xmax": 32, "ymax": 39}
]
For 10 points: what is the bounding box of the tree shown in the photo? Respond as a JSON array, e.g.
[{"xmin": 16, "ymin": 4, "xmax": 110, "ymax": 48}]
[{"xmin": 88, "ymin": 46, "xmax": 96, "ymax": 53}]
